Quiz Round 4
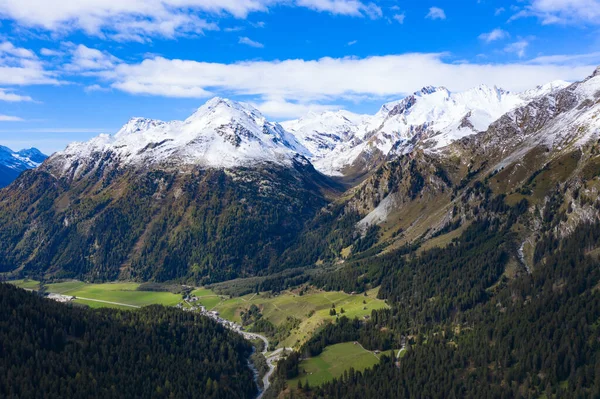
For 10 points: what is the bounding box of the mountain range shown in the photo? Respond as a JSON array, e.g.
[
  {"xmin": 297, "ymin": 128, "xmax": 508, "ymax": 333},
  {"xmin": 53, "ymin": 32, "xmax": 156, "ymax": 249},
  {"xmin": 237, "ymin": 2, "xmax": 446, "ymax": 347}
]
[{"xmin": 0, "ymin": 67, "xmax": 599, "ymax": 284}]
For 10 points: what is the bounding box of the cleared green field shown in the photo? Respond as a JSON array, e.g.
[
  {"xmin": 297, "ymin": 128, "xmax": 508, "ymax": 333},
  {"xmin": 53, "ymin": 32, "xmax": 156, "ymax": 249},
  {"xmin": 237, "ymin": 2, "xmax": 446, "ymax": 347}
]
[
  {"xmin": 213, "ymin": 287, "xmax": 389, "ymax": 348},
  {"xmin": 190, "ymin": 288, "xmax": 223, "ymax": 309},
  {"xmin": 8, "ymin": 279, "xmax": 40, "ymax": 290},
  {"xmin": 287, "ymin": 342, "xmax": 392, "ymax": 387},
  {"xmin": 44, "ymin": 281, "xmax": 183, "ymax": 308}
]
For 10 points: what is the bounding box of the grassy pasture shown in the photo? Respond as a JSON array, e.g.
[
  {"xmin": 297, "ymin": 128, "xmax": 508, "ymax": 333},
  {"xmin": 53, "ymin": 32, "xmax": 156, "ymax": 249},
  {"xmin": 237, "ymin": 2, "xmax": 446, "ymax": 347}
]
[
  {"xmin": 287, "ymin": 342, "xmax": 396, "ymax": 387},
  {"xmin": 213, "ymin": 287, "xmax": 388, "ymax": 348},
  {"xmin": 9, "ymin": 280, "xmax": 183, "ymax": 309},
  {"xmin": 8, "ymin": 279, "xmax": 40, "ymax": 290}
]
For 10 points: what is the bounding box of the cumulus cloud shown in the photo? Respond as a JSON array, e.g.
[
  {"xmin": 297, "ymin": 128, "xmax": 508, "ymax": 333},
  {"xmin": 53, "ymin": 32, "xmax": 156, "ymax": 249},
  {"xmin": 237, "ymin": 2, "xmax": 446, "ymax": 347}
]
[
  {"xmin": 252, "ymin": 97, "xmax": 339, "ymax": 119},
  {"xmin": 297, "ymin": 0, "xmax": 382, "ymax": 18},
  {"xmin": 0, "ymin": 114, "xmax": 24, "ymax": 122},
  {"xmin": 0, "ymin": 41, "xmax": 60, "ymax": 86},
  {"xmin": 0, "ymin": 88, "xmax": 33, "ymax": 102},
  {"xmin": 479, "ymin": 28, "xmax": 509, "ymax": 43},
  {"xmin": 238, "ymin": 36, "xmax": 264, "ymax": 48},
  {"xmin": 527, "ymin": 51, "xmax": 600, "ymax": 65},
  {"xmin": 512, "ymin": 0, "xmax": 600, "ymax": 25},
  {"xmin": 81, "ymin": 52, "xmax": 596, "ymax": 118},
  {"xmin": 40, "ymin": 48, "xmax": 65, "ymax": 57},
  {"xmin": 64, "ymin": 44, "xmax": 121, "ymax": 71},
  {"xmin": 426, "ymin": 7, "xmax": 446, "ymax": 20},
  {"xmin": 0, "ymin": 41, "xmax": 36, "ymax": 58},
  {"xmin": 0, "ymin": 0, "xmax": 383, "ymax": 41}
]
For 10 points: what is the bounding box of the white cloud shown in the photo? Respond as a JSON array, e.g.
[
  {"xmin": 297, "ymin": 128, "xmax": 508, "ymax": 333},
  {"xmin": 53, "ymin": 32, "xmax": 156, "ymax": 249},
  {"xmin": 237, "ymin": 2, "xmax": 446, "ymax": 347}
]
[
  {"xmin": 224, "ymin": 26, "xmax": 245, "ymax": 32},
  {"xmin": 40, "ymin": 48, "xmax": 65, "ymax": 57},
  {"xmin": 64, "ymin": 44, "xmax": 120, "ymax": 71},
  {"xmin": 479, "ymin": 28, "xmax": 509, "ymax": 43},
  {"xmin": 0, "ymin": 88, "xmax": 33, "ymax": 102},
  {"xmin": 393, "ymin": 13, "xmax": 406, "ymax": 23},
  {"xmin": 0, "ymin": 42, "xmax": 59, "ymax": 86},
  {"xmin": 426, "ymin": 7, "xmax": 446, "ymax": 20},
  {"xmin": 527, "ymin": 51, "xmax": 600, "ymax": 65},
  {"xmin": 0, "ymin": 128, "xmax": 110, "ymax": 133},
  {"xmin": 0, "ymin": 41, "xmax": 36, "ymax": 58},
  {"xmin": 238, "ymin": 36, "xmax": 264, "ymax": 48},
  {"xmin": 504, "ymin": 40, "xmax": 529, "ymax": 58},
  {"xmin": 89, "ymin": 52, "xmax": 597, "ymax": 119},
  {"xmin": 512, "ymin": 0, "xmax": 600, "ymax": 25},
  {"xmin": 347, "ymin": 40, "xmax": 358, "ymax": 46},
  {"xmin": 84, "ymin": 84, "xmax": 111, "ymax": 93},
  {"xmin": 297, "ymin": 0, "xmax": 382, "ymax": 18},
  {"xmin": 0, "ymin": 0, "xmax": 383, "ymax": 41},
  {"xmin": 252, "ymin": 97, "xmax": 338, "ymax": 119},
  {"xmin": 0, "ymin": 114, "xmax": 24, "ymax": 121},
  {"xmin": 495, "ymin": 7, "xmax": 506, "ymax": 15}
]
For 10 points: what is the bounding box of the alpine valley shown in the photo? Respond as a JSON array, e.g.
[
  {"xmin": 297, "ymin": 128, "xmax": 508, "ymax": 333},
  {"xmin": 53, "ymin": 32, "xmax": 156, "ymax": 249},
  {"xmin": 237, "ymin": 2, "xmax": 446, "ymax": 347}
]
[{"xmin": 3, "ymin": 66, "xmax": 600, "ymax": 398}]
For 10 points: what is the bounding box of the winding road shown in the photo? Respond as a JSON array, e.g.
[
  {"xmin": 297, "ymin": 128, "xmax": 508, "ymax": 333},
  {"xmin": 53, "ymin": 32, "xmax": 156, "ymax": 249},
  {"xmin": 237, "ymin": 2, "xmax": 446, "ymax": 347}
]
[{"xmin": 239, "ymin": 331, "xmax": 291, "ymax": 398}]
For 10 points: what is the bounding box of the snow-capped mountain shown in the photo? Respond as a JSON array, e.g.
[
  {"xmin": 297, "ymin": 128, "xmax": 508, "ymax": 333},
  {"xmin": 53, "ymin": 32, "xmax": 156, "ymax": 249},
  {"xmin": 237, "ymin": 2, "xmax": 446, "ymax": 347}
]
[
  {"xmin": 280, "ymin": 110, "xmax": 369, "ymax": 160},
  {"xmin": 0, "ymin": 146, "xmax": 47, "ymax": 187},
  {"xmin": 458, "ymin": 67, "xmax": 600, "ymax": 168},
  {"xmin": 47, "ymin": 80, "xmax": 571, "ymax": 181},
  {"xmin": 284, "ymin": 81, "xmax": 570, "ymax": 176},
  {"xmin": 49, "ymin": 97, "xmax": 310, "ymax": 179}
]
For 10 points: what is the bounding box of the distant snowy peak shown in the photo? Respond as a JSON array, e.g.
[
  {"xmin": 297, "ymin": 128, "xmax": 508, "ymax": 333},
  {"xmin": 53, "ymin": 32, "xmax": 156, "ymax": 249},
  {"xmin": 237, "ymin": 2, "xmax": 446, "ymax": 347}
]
[
  {"xmin": 0, "ymin": 146, "xmax": 46, "ymax": 170},
  {"xmin": 281, "ymin": 110, "xmax": 368, "ymax": 159},
  {"xmin": 52, "ymin": 97, "xmax": 310, "ymax": 179},
  {"xmin": 0, "ymin": 146, "xmax": 47, "ymax": 187},
  {"xmin": 518, "ymin": 80, "xmax": 571, "ymax": 102}
]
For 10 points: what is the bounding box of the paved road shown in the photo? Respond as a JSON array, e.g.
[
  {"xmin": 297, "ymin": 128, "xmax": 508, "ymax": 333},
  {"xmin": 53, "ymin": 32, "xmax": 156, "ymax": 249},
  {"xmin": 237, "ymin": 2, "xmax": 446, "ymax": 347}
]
[
  {"xmin": 242, "ymin": 332, "xmax": 269, "ymax": 353},
  {"xmin": 238, "ymin": 330, "xmax": 292, "ymax": 399},
  {"xmin": 257, "ymin": 347, "xmax": 293, "ymax": 399}
]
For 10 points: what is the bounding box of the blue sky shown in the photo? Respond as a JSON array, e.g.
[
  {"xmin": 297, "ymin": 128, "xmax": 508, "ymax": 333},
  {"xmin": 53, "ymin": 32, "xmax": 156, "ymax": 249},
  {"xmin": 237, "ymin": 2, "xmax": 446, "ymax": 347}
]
[{"xmin": 0, "ymin": 0, "xmax": 599, "ymax": 154}]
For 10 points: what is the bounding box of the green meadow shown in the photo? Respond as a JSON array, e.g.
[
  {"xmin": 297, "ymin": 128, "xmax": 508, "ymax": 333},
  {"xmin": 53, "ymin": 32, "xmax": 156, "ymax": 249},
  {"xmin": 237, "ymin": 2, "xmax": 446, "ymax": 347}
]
[
  {"xmin": 287, "ymin": 342, "xmax": 396, "ymax": 387},
  {"xmin": 8, "ymin": 280, "xmax": 183, "ymax": 309},
  {"xmin": 212, "ymin": 287, "xmax": 389, "ymax": 348}
]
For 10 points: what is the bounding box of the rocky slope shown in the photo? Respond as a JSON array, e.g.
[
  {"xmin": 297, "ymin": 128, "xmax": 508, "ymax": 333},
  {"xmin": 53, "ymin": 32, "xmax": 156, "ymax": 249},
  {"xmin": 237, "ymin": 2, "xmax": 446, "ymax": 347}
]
[{"xmin": 309, "ymin": 66, "xmax": 600, "ymax": 264}]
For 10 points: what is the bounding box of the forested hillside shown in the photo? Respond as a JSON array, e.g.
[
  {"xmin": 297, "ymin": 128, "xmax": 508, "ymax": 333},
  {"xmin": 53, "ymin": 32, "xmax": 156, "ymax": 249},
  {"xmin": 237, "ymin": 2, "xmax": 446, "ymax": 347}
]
[
  {"xmin": 0, "ymin": 283, "xmax": 256, "ymax": 399},
  {"xmin": 0, "ymin": 161, "xmax": 338, "ymax": 283},
  {"xmin": 275, "ymin": 204, "xmax": 600, "ymax": 398}
]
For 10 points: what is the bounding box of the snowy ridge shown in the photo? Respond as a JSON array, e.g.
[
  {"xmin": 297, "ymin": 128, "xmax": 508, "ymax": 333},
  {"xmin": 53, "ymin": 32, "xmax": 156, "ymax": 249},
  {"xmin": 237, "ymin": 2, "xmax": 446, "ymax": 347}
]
[
  {"xmin": 475, "ymin": 71, "xmax": 600, "ymax": 170},
  {"xmin": 48, "ymin": 79, "xmax": 574, "ymax": 179},
  {"xmin": 51, "ymin": 98, "xmax": 310, "ymax": 178},
  {"xmin": 284, "ymin": 82, "xmax": 570, "ymax": 175}
]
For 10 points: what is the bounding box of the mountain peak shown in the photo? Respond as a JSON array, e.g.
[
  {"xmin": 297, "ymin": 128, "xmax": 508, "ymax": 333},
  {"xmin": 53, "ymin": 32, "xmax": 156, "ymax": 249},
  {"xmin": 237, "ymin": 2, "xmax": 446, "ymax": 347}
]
[
  {"xmin": 593, "ymin": 65, "xmax": 600, "ymax": 77},
  {"xmin": 417, "ymin": 86, "xmax": 447, "ymax": 96},
  {"xmin": 117, "ymin": 117, "xmax": 167, "ymax": 136},
  {"xmin": 187, "ymin": 96, "xmax": 264, "ymax": 126},
  {"xmin": 50, "ymin": 97, "xmax": 309, "ymax": 178}
]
